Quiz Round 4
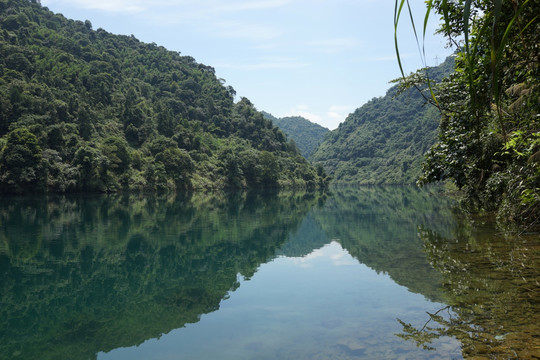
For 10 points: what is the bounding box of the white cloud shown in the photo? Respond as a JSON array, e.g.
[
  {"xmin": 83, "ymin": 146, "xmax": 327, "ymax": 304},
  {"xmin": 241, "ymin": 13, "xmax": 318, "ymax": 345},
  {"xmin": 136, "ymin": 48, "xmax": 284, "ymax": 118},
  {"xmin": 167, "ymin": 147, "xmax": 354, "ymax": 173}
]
[
  {"xmin": 154, "ymin": 1, "xmax": 295, "ymax": 25},
  {"xmin": 327, "ymin": 105, "xmax": 354, "ymax": 119},
  {"xmin": 294, "ymin": 111, "xmax": 324, "ymax": 124},
  {"xmin": 43, "ymin": 0, "xmax": 148, "ymax": 13},
  {"xmin": 326, "ymin": 105, "xmax": 354, "ymax": 129},
  {"xmin": 283, "ymin": 104, "xmax": 354, "ymax": 130},
  {"xmin": 304, "ymin": 248, "xmax": 325, "ymax": 261},
  {"xmin": 285, "ymin": 106, "xmax": 324, "ymax": 126},
  {"xmin": 292, "ymin": 241, "xmax": 355, "ymax": 267},
  {"xmin": 44, "ymin": 0, "xmax": 293, "ymax": 15},
  {"xmin": 215, "ymin": 0, "xmax": 293, "ymax": 12},
  {"xmin": 291, "ymin": 246, "xmax": 324, "ymax": 268},
  {"xmin": 330, "ymin": 252, "xmax": 356, "ymax": 266}
]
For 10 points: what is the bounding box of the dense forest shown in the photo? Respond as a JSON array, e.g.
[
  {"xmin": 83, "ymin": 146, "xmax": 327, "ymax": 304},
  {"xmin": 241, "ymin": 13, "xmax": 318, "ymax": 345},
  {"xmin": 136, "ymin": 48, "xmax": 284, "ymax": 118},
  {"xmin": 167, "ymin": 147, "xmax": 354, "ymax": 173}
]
[
  {"xmin": 0, "ymin": 0, "xmax": 329, "ymax": 194},
  {"xmin": 311, "ymin": 56, "xmax": 454, "ymax": 184},
  {"xmin": 396, "ymin": 0, "xmax": 539, "ymax": 225},
  {"xmin": 262, "ymin": 112, "xmax": 329, "ymax": 159}
]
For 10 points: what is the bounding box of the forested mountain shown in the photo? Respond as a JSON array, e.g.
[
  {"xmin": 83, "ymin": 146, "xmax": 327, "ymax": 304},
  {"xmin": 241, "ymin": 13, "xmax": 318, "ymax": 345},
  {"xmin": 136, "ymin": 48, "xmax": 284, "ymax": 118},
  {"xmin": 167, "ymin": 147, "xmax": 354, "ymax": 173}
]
[
  {"xmin": 262, "ymin": 112, "xmax": 329, "ymax": 159},
  {"xmin": 0, "ymin": 0, "xmax": 328, "ymax": 194},
  {"xmin": 311, "ymin": 56, "xmax": 454, "ymax": 184}
]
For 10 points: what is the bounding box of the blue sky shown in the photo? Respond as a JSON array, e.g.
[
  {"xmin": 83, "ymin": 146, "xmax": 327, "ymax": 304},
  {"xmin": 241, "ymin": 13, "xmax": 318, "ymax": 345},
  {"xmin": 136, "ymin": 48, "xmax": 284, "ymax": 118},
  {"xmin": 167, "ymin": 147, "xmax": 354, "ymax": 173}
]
[{"xmin": 41, "ymin": 0, "xmax": 452, "ymax": 129}]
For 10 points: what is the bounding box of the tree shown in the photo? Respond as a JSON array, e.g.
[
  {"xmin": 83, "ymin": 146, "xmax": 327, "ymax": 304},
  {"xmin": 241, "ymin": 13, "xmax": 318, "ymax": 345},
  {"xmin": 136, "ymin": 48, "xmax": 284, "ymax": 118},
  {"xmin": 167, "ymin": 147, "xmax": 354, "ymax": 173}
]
[
  {"xmin": 0, "ymin": 0, "xmax": 328, "ymax": 193},
  {"xmin": 73, "ymin": 145, "xmax": 108, "ymax": 191},
  {"xmin": 0, "ymin": 127, "xmax": 45, "ymax": 193},
  {"xmin": 395, "ymin": 0, "xmax": 540, "ymax": 225},
  {"xmin": 155, "ymin": 147, "xmax": 194, "ymax": 189},
  {"xmin": 101, "ymin": 136, "xmax": 131, "ymax": 174},
  {"xmin": 259, "ymin": 151, "xmax": 279, "ymax": 185},
  {"xmin": 223, "ymin": 151, "xmax": 244, "ymax": 188}
]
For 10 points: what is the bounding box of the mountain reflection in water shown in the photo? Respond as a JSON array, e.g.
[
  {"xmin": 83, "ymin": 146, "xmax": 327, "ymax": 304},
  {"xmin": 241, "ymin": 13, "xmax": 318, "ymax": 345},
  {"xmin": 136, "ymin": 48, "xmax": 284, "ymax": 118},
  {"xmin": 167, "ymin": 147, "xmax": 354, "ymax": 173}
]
[
  {"xmin": 0, "ymin": 191, "xmax": 319, "ymax": 360},
  {"xmin": 0, "ymin": 187, "xmax": 538, "ymax": 359}
]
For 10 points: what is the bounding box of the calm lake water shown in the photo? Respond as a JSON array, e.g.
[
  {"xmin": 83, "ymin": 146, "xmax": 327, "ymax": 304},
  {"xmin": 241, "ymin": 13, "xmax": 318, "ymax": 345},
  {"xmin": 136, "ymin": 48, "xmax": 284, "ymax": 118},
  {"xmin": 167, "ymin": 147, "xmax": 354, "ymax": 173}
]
[{"xmin": 1, "ymin": 187, "xmax": 538, "ymax": 359}]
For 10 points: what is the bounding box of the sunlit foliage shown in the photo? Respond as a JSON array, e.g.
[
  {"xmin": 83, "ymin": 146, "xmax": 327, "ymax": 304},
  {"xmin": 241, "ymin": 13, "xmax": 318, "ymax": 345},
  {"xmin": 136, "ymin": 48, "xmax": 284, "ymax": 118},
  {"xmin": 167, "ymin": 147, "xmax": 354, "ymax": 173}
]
[
  {"xmin": 311, "ymin": 57, "xmax": 454, "ymax": 184},
  {"xmin": 0, "ymin": 0, "xmax": 329, "ymax": 193},
  {"xmin": 263, "ymin": 112, "xmax": 330, "ymax": 159},
  {"xmin": 395, "ymin": 0, "xmax": 540, "ymax": 225}
]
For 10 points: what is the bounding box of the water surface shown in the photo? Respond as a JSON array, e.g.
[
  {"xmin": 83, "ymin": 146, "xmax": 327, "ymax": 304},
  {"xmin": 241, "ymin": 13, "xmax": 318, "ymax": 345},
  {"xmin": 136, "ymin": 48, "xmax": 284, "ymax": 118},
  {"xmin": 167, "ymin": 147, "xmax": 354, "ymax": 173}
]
[{"xmin": 0, "ymin": 187, "xmax": 538, "ymax": 359}]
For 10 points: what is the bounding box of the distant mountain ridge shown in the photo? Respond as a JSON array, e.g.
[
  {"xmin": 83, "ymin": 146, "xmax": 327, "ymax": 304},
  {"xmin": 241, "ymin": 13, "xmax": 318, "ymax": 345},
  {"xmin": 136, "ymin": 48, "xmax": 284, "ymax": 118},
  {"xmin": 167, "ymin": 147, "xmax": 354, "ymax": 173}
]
[
  {"xmin": 311, "ymin": 56, "xmax": 454, "ymax": 184},
  {"xmin": 262, "ymin": 112, "xmax": 329, "ymax": 159}
]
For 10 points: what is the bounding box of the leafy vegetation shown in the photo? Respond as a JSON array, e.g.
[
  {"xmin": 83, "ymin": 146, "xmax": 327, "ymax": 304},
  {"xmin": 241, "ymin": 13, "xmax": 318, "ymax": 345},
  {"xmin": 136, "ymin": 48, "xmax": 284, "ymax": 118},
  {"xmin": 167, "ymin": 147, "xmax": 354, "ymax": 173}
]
[
  {"xmin": 311, "ymin": 56, "xmax": 454, "ymax": 184},
  {"xmin": 262, "ymin": 112, "xmax": 330, "ymax": 159},
  {"xmin": 0, "ymin": 0, "xmax": 328, "ymax": 194},
  {"xmin": 395, "ymin": 0, "xmax": 540, "ymax": 225}
]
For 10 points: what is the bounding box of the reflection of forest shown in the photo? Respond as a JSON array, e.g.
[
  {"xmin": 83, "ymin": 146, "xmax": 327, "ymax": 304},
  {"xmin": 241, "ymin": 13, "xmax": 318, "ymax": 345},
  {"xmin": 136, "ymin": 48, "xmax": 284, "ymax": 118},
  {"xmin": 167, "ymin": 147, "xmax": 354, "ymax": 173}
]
[
  {"xmin": 308, "ymin": 187, "xmax": 539, "ymax": 358},
  {"xmin": 311, "ymin": 186, "xmax": 458, "ymax": 302},
  {"xmin": 405, "ymin": 221, "xmax": 540, "ymax": 359},
  {"xmin": 3, "ymin": 187, "xmax": 536, "ymax": 359},
  {"xmin": 0, "ymin": 191, "xmax": 320, "ymax": 360},
  {"xmin": 276, "ymin": 213, "xmax": 329, "ymax": 258}
]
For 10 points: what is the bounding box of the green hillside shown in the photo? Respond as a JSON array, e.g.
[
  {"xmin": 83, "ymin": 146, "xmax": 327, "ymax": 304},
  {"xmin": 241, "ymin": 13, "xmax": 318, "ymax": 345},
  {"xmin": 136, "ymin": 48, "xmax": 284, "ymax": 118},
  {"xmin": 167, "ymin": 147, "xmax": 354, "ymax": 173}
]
[
  {"xmin": 263, "ymin": 112, "xmax": 329, "ymax": 159},
  {"xmin": 0, "ymin": 0, "xmax": 327, "ymax": 194},
  {"xmin": 311, "ymin": 56, "xmax": 454, "ymax": 184}
]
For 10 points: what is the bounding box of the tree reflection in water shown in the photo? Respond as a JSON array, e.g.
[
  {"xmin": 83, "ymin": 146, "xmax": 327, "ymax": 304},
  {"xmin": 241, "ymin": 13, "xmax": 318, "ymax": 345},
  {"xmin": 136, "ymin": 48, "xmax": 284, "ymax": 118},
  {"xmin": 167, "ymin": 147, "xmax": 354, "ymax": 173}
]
[
  {"xmin": 397, "ymin": 218, "xmax": 540, "ymax": 359},
  {"xmin": 0, "ymin": 190, "xmax": 323, "ymax": 360}
]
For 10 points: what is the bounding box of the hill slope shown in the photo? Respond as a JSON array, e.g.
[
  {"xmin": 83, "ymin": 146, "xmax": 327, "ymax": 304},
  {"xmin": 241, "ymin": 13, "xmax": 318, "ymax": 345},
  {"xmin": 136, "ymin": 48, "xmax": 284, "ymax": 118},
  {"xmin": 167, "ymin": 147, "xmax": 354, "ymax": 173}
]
[
  {"xmin": 263, "ymin": 112, "xmax": 329, "ymax": 159},
  {"xmin": 311, "ymin": 57, "xmax": 454, "ymax": 184},
  {"xmin": 0, "ymin": 0, "xmax": 327, "ymax": 193}
]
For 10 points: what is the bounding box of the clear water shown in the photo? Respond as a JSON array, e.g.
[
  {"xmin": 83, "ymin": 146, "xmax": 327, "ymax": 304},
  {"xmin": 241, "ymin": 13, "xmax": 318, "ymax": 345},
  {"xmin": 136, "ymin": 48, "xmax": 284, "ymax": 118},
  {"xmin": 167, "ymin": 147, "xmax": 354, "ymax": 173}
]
[
  {"xmin": 100, "ymin": 241, "xmax": 459, "ymax": 360},
  {"xmin": 1, "ymin": 187, "xmax": 538, "ymax": 359}
]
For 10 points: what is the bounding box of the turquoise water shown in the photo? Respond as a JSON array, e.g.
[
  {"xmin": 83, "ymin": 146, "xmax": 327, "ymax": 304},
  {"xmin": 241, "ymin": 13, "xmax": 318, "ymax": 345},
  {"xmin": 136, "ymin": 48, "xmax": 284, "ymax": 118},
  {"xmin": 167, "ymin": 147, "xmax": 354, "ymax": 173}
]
[
  {"xmin": 101, "ymin": 241, "xmax": 460, "ymax": 360},
  {"xmin": 1, "ymin": 187, "xmax": 538, "ymax": 359}
]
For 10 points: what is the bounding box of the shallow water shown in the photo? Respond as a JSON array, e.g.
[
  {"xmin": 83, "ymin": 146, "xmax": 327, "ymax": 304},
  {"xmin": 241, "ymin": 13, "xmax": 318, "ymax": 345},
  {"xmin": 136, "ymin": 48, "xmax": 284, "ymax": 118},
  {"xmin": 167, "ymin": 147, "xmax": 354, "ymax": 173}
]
[{"xmin": 0, "ymin": 187, "xmax": 538, "ymax": 359}]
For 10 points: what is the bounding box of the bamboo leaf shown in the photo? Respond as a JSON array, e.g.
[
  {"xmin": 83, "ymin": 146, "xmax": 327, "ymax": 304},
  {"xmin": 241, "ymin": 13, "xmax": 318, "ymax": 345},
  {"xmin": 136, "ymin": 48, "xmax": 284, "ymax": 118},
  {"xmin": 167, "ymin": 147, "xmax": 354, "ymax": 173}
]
[
  {"xmin": 393, "ymin": 0, "xmax": 439, "ymax": 106},
  {"xmin": 492, "ymin": 0, "xmax": 502, "ymax": 71},
  {"xmin": 519, "ymin": 13, "xmax": 539, "ymax": 36},
  {"xmin": 462, "ymin": 0, "xmax": 473, "ymax": 94},
  {"xmin": 406, "ymin": 0, "xmax": 423, "ymax": 66},
  {"xmin": 394, "ymin": 0, "xmax": 407, "ymax": 79},
  {"xmin": 441, "ymin": 0, "xmax": 450, "ymax": 38},
  {"xmin": 463, "ymin": 0, "xmax": 472, "ymax": 56},
  {"xmin": 423, "ymin": 0, "xmax": 433, "ymax": 43},
  {"xmin": 423, "ymin": 1, "xmax": 438, "ymax": 105}
]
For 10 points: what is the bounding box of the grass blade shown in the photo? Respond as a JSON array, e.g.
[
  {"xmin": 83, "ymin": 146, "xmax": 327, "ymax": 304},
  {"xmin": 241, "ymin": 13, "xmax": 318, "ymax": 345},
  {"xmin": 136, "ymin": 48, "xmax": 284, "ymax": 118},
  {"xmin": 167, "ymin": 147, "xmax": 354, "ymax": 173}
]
[{"xmin": 394, "ymin": 0, "xmax": 407, "ymax": 79}]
